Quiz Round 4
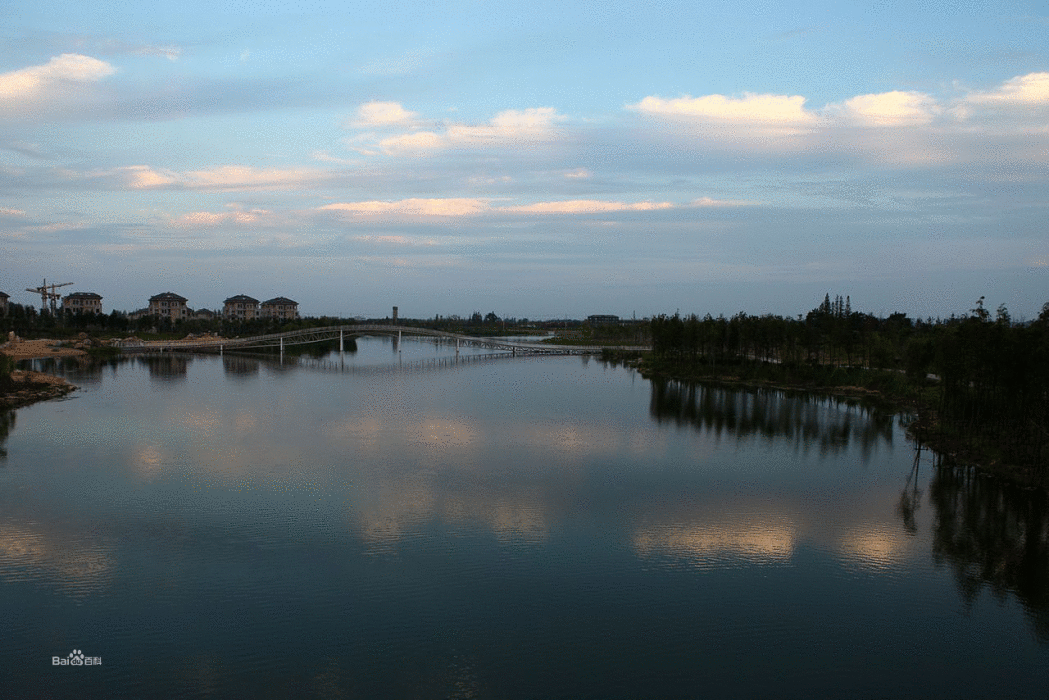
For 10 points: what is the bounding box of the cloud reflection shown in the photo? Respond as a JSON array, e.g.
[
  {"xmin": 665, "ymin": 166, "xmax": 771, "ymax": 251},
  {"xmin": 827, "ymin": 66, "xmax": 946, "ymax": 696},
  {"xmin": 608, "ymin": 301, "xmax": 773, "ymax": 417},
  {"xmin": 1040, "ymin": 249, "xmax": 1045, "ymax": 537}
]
[
  {"xmin": 0, "ymin": 523, "xmax": 112, "ymax": 597},
  {"xmin": 634, "ymin": 516, "xmax": 797, "ymax": 567}
]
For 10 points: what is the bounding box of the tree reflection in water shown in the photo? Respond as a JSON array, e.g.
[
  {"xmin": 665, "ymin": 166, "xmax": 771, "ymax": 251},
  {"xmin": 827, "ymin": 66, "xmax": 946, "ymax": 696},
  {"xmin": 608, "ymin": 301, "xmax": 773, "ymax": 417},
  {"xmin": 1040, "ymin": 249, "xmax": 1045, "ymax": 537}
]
[
  {"xmin": 0, "ymin": 409, "xmax": 13, "ymax": 459},
  {"xmin": 648, "ymin": 378, "xmax": 895, "ymax": 460},
  {"xmin": 928, "ymin": 461, "xmax": 1049, "ymax": 641}
]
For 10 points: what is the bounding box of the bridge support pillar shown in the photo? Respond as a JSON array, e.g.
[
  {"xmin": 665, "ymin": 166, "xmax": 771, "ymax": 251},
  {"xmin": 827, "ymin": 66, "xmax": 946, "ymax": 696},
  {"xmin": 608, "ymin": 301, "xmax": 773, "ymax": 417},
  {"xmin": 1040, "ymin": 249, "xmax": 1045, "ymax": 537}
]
[{"xmin": 280, "ymin": 337, "xmax": 284, "ymax": 362}]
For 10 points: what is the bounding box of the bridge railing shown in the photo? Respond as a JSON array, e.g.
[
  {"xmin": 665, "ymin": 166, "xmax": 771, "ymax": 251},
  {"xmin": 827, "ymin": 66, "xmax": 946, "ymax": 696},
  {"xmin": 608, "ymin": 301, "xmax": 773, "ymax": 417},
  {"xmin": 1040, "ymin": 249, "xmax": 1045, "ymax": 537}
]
[{"xmin": 116, "ymin": 324, "xmax": 650, "ymax": 355}]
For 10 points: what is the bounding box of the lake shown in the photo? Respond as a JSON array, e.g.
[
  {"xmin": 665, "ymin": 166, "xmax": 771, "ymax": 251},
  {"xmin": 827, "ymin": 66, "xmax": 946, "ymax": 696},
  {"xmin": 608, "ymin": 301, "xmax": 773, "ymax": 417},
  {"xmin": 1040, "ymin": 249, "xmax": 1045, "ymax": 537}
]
[{"xmin": 2, "ymin": 336, "xmax": 1047, "ymax": 698}]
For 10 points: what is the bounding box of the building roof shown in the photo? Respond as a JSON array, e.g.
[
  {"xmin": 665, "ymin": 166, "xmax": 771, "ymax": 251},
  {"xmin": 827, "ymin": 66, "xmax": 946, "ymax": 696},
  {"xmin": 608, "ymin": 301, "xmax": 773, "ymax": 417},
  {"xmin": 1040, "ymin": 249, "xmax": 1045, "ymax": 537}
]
[
  {"xmin": 0, "ymin": 291, "xmax": 9, "ymax": 299},
  {"xmin": 261, "ymin": 297, "xmax": 298, "ymax": 306},
  {"xmin": 64, "ymin": 292, "xmax": 103, "ymax": 300},
  {"xmin": 224, "ymin": 294, "xmax": 259, "ymax": 304},
  {"xmin": 149, "ymin": 292, "xmax": 188, "ymax": 302}
]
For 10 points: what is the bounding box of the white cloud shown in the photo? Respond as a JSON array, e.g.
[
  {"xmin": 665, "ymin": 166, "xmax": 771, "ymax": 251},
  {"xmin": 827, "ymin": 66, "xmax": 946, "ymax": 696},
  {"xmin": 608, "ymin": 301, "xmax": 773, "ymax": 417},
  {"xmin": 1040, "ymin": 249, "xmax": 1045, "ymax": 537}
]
[
  {"xmin": 505, "ymin": 200, "xmax": 673, "ymax": 214},
  {"xmin": 321, "ymin": 198, "xmax": 489, "ymax": 217},
  {"xmin": 346, "ymin": 101, "xmax": 418, "ymax": 129},
  {"xmin": 564, "ymin": 168, "xmax": 592, "ymax": 179},
  {"xmin": 378, "ymin": 131, "xmax": 446, "ymax": 155},
  {"xmin": 833, "ymin": 91, "xmax": 940, "ymax": 127},
  {"xmin": 182, "ymin": 165, "xmax": 322, "ymax": 191},
  {"xmin": 966, "ymin": 72, "xmax": 1049, "ymax": 105},
  {"xmin": 629, "ymin": 92, "xmax": 815, "ymax": 127},
  {"xmin": 0, "ymin": 54, "xmax": 115, "ymax": 100},
  {"xmin": 119, "ymin": 165, "xmax": 178, "ymax": 189},
  {"xmin": 0, "ymin": 207, "xmax": 26, "ymax": 217},
  {"xmin": 358, "ymin": 107, "xmax": 566, "ymax": 156},
  {"xmin": 447, "ymin": 107, "xmax": 564, "ymax": 145},
  {"xmin": 319, "ymin": 197, "xmax": 706, "ymax": 218}
]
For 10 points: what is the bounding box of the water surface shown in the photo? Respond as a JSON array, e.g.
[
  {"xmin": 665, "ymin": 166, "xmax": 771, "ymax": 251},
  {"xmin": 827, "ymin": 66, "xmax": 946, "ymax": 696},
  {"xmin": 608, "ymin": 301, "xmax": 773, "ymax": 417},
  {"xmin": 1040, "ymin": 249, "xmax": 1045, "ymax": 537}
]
[{"xmin": 2, "ymin": 339, "xmax": 1047, "ymax": 698}]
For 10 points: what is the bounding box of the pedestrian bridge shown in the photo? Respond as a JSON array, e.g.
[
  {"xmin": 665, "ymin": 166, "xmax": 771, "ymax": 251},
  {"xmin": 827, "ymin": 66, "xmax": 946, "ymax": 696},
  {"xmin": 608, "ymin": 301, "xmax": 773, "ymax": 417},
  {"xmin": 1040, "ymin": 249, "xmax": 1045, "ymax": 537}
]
[{"xmin": 117, "ymin": 324, "xmax": 646, "ymax": 357}]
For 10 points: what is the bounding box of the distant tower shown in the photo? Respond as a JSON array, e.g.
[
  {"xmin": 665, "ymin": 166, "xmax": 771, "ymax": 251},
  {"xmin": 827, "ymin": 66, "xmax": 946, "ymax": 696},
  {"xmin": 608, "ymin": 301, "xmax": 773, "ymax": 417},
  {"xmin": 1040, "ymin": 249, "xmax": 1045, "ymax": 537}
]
[{"xmin": 392, "ymin": 306, "xmax": 398, "ymax": 323}]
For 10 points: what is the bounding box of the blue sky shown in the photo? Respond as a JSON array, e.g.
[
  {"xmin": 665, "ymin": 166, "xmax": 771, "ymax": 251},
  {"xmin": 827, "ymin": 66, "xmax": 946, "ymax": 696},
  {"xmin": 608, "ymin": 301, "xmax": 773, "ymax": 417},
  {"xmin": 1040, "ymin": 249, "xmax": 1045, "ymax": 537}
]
[{"xmin": 2, "ymin": 0, "xmax": 1047, "ymax": 319}]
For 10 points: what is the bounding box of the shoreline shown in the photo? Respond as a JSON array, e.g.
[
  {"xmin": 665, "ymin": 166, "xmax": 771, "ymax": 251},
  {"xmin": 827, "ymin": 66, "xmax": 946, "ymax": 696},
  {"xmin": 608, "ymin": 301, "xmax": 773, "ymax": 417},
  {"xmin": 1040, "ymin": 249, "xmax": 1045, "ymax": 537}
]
[{"xmin": 634, "ymin": 357, "xmax": 1046, "ymax": 490}]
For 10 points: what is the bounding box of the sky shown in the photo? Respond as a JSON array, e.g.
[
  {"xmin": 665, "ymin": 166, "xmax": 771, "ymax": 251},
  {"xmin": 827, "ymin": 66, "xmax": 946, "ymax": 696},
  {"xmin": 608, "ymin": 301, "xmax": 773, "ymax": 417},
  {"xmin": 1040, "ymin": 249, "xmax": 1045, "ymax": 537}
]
[{"xmin": 1, "ymin": 0, "xmax": 1047, "ymax": 321}]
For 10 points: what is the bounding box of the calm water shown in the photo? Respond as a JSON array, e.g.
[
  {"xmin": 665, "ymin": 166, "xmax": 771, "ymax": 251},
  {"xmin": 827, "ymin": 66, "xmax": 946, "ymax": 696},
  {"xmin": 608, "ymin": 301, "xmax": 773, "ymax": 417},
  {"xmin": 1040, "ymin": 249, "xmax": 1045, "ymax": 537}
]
[{"xmin": 2, "ymin": 337, "xmax": 1047, "ymax": 698}]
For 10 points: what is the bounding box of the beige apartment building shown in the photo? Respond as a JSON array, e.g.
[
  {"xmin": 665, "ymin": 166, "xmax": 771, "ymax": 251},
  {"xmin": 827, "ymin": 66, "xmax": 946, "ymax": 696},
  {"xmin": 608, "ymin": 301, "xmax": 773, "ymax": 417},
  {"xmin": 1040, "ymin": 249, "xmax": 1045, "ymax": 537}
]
[
  {"xmin": 63, "ymin": 292, "xmax": 103, "ymax": 314},
  {"xmin": 148, "ymin": 292, "xmax": 190, "ymax": 320},
  {"xmin": 260, "ymin": 297, "xmax": 300, "ymax": 320},
  {"xmin": 223, "ymin": 295, "xmax": 260, "ymax": 321}
]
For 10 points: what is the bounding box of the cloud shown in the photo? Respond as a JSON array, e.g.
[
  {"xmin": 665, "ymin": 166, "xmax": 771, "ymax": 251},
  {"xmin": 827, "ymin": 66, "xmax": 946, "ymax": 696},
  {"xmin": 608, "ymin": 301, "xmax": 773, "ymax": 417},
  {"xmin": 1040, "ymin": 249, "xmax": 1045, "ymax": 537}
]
[
  {"xmin": 689, "ymin": 197, "xmax": 753, "ymax": 207},
  {"xmin": 0, "ymin": 54, "xmax": 115, "ymax": 100},
  {"xmin": 358, "ymin": 107, "xmax": 566, "ymax": 156},
  {"xmin": 346, "ymin": 101, "xmax": 419, "ymax": 128},
  {"xmin": 505, "ymin": 199, "xmax": 673, "ymax": 214},
  {"xmin": 182, "ymin": 165, "xmax": 322, "ymax": 191},
  {"xmin": 98, "ymin": 165, "xmax": 324, "ymax": 191},
  {"xmin": 321, "ymin": 198, "xmax": 489, "ymax": 217},
  {"xmin": 318, "ymin": 197, "xmax": 732, "ymax": 218},
  {"xmin": 629, "ymin": 92, "xmax": 815, "ymax": 127},
  {"xmin": 130, "ymin": 44, "xmax": 182, "ymax": 61},
  {"xmin": 171, "ymin": 207, "xmax": 274, "ymax": 228},
  {"xmin": 377, "ymin": 131, "xmax": 445, "ymax": 155},
  {"xmin": 833, "ymin": 91, "xmax": 940, "ymax": 127},
  {"xmin": 966, "ymin": 72, "xmax": 1049, "ymax": 105},
  {"xmin": 0, "ymin": 207, "xmax": 26, "ymax": 217},
  {"xmin": 118, "ymin": 165, "xmax": 179, "ymax": 189},
  {"xmin": 564, "ymin": 168, "xmax": 592, "ymax": 179},
  {"xmin": 352, "ymin": 235, "xmax": 438, "ymax": 246}
]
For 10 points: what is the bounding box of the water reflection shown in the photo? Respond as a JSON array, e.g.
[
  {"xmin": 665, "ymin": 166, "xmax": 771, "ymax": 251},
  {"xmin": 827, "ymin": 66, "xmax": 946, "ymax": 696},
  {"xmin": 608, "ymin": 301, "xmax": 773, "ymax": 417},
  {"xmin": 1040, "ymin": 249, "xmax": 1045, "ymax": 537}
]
[
  {"xmin": 0, "ymin": 409, "xmax": 13, "ymax": 459},
  {"xmin": 0, "ymin": 522, "xmax": 113, "ymax": 597},
  {"xmin": 19, "ymin": 355, "xmax": 128, "ymax": 385},
  {"xmin": 927, "ymin": 462, "xmax": 1049, "ymax": 640},
  {"xmin": 139, "ymin": 354, "xmax": 190, "ymax": 382},
  {"xmin": 633, "ymin": 514, "xmax": 797, "ymax": 568},
  {"xmin": 649, "ymin": 379, "xmax": 894, "ymax": 459},
  {"xmin": 222, "ymin": 355, "xmax": 260, "ymax": 377}
]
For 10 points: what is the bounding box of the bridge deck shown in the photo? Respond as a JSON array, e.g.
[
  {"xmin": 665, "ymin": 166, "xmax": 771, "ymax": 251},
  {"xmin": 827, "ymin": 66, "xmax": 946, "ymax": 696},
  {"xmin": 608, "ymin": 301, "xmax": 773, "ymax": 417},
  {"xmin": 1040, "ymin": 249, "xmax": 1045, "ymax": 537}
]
[{"xmin": 117, "ymin": 324, "xmax": 649, "ymax": 356}]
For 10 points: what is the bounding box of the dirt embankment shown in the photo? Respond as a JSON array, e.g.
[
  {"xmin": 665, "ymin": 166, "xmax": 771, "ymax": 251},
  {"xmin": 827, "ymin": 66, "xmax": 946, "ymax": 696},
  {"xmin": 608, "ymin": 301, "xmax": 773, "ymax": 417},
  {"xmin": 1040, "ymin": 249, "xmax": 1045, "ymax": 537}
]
[
  {"xmin": 0, "ymin": 339, "xmax": 87, "ymax": 359},
  {"xmin": 0, "ymin": 369, "xmax": 77, "ymax": 409},
  {"xmin": 0, "ymin": 339, "xmax": 82, "ymax": 409}
]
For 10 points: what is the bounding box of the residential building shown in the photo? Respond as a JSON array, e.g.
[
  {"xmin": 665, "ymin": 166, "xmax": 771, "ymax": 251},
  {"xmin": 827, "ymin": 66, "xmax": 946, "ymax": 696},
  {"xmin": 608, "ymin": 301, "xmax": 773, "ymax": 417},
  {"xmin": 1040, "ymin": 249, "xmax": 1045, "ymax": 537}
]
[
  {"xmin": 148, "ymin": 292, "xmax": 190, "ymax": 320},
  {"xmin": 260, "ymin": 297, "xmax": 300, "ymax": 320},
  {"xmin": 587, "ymin": 314, "xmax": 620, "ymax": 325},
  {"xmin": 223, "ymin": 295, "xmax": 260, "ymax": 321},
  {"xmin": 192, "ymin": 308, "xmax": 218, "ymax": 321},
  {"xmin": 62, "ymin": 291, "xmax": 103, "ymax": 315}
]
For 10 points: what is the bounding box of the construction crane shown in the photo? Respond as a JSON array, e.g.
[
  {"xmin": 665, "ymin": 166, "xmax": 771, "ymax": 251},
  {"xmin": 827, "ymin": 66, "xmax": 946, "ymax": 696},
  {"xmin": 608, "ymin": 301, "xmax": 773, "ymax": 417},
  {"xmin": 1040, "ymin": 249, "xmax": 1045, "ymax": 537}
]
[{"xmin": 25, "ymin": 279, "xmax": 73, "ymax": 315}]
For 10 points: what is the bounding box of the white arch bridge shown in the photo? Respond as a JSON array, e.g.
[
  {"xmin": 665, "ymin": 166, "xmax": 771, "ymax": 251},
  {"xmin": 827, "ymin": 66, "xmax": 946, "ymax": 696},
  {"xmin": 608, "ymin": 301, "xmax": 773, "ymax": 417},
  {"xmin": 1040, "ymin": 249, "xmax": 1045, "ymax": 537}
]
[{"xmin": 118, "ymin": 324, "xmax": 646, "ymax": 357}]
